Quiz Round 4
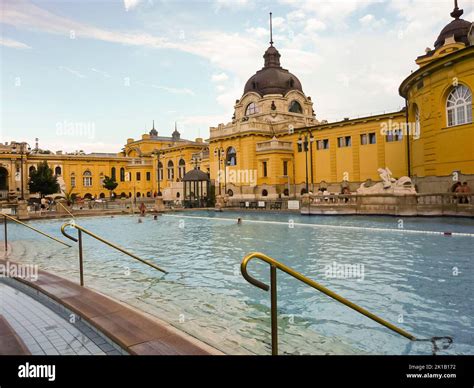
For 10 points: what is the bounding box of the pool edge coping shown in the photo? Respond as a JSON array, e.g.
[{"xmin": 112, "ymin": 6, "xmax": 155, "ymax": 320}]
[{"xmin": 0, "ymin": 255, "xmax": 225, "ymax": 356}]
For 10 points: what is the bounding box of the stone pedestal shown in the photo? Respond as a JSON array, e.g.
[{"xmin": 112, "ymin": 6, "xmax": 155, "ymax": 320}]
[
  {"xmin": 56, "ymin": 199, "xmax": 72, "ymax": 216},
  {"xmin": 17, "ymin": 200, "xmax": 29, "ymax": 220},
  {"xmin": 154, "ymin": 196, "xmax": 165, "ymax": 212},
  {"xmin": 215, "ymin": 195, "xmax": 225, "ymax": 210}
]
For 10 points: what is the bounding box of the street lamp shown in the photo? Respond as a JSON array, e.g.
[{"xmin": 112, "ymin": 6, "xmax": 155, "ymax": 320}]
[
  {"xmin": 152, "ymin": 149, "xmax": 163, "ymax": 196},
  {"xmin": 12, "ymin": 142, "xmax": 32, "ymax": 200},
  {"xmin": 213, "ymin": 147, "xmax": 226, "ymax": 196},
  {"xmin": 297, "ymin": 131, "xmax": 314, "ymax": 194}
]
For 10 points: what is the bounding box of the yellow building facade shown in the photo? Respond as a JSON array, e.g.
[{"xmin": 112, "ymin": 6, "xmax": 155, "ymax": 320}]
[{"xmin": 0, "ymin": 3, "xmax": 472, "ymax": 204}]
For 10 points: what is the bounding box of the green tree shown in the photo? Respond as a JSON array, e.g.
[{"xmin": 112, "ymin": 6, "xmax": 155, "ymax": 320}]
[
  {"xmin": 102, "ymin": 175, "xmax": 118, "ymax": 198},
  {"xmin": 28, "ymin": 161, "xmax": 60, "ymax": 196}
]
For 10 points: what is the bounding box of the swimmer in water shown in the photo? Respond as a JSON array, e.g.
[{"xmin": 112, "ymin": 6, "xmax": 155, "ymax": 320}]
[{"xmin": 237, "ymin": 218, "xmax": 242, "ymax": 225}]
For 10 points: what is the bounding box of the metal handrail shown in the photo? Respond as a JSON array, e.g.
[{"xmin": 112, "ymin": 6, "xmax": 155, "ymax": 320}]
[
  {"xmin": 61, "ymin": 221, "xmax": 167, "ymax": 286},
  {"xmin": 56, "ymin": 201, "xmax": 75, "ymax": 218},
  {"xmin": 241, "ymin": 252, "xmax": 416, "ymax": 355},
  {"xmin": 1, "ymin": 213, "xmax": 71, "ymax": 253}
]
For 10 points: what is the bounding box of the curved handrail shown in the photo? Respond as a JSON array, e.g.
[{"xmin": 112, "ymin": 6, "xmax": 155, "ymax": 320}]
[
  {"xmin": 2, "ymin": 213, "xmax": 71, "ymax": 248},
  {"xmin": 61, "ymin": 221, "xmax": 167, "ymax": 274},
  {"xmin": 241, "ymin": 252, "xmax": 416, "ymax": 354}
]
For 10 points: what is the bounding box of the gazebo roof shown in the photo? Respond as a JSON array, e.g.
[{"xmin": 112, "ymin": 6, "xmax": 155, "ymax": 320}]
[{"xmin": 182, "ymin": 168, "xmax": 209, "ymax": 182}]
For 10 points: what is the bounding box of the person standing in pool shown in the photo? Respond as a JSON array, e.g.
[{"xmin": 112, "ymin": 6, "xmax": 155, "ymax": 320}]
[{"xmin": 139, "ymin": 202, "xmax": 147, "ymax": 216}]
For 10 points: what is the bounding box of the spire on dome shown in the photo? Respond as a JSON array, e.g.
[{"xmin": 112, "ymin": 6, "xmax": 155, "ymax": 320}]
[
  {"xmin": 172, "ymin": 122, "xmax": 181, "ymax": 141},
  {"xmin": 269, "ymin": 12, "xmax": 273, "ymax": 46},
  {"xmin": 450, "ymin": 0, "xmax": 463, "ymax": 19},
  {"xmin": 149, "ymin": 120, "xmax": 158, "ymax": 137}
]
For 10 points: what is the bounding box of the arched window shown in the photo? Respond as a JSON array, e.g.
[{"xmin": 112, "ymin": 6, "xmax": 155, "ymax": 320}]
[
  {"xmin": 111, "ymin": 167, "xmax": 116, "ymax": 181},
  {"xmin": 226, "ymin": 147, "xmax": 237, "ymax": 166},
  {"xmin": 413, "ymin": 104, "xmax": 421, "ymax": 139},
  {"xmin": 29, "ymin": 166, "xmax": 36, "ymax": 176},
  {"xmin": 120, "ymin": 167, "xmax": 125, "ymax": 182},
  {"xmin": 158, "ymin": 162, "xmax": 164, "ymax": 181},
  {"xmin": 446, "ymin": 85, "xmax": 472, "ymax": 127},
  {"xmin": 167, "ymin": 160, "xmax": 174, "ymax": 180},
  {"xmin": 178, "ymin": 159, "xmax": 186, "ymax": 179},
  {"xmin": 262, "ymin": 189, "xmax": 268, "ymax": 197},
  {"xmin": 245, "ymin": 102, "xmax": 258, "ymax": 116},
  {"xmin": 70, "ymin": 173, "xmax": 76, "ymax": 188},
  {"xmin": 83, "ymin": 170, "xmax": 92, "ymax": 187},
  {"xmin": 289, "ymin": 100, "xmax": 303, "ymax": 114},
  {"xmin": 55, "ymin": 166, "xmax": 62, "ymax": 176}
]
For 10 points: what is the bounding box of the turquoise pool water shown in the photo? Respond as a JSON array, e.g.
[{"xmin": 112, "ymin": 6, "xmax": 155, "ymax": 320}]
[{"xmin": 5, "ymin": 211, "xmax": 474, "ymax": 355}]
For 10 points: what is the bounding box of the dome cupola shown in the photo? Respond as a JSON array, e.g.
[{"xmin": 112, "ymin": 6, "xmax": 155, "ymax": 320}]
[
  {"xmin": 434, "ymin": 0, "xmax": 472, "ymax": 49},
  {"xmin": 243, "ymin": 13, "xmax": 303, "ymax": 97}
]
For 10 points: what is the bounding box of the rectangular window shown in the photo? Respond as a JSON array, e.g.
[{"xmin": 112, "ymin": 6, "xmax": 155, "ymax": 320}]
[
  {"xmin": 71, "ymin": 177, "xmax": 76, "ymax": 187},
  {"xmin": 262, "ymin": 161, "xmax": 268, "ymax": 177},
  {"xmin": 317, "ymin": 139, "xmax": 329, "ymax": 150},
  {"xmin": 83, "ymin": 177, "xmax": 92, "ymax": 187},
  {"xmin": 146, "ymin": 172, "xmax": 151, "ymax": 181},
  {"xmin": 386, "ymin": 130, "xmax": 403, "ymax": 142},
  {"xmin": 283, "ymin": 161, "xmax": 288, "ymax": 176},
  {"xmin": 360, "ymin": 134, "xmax": 368, "ymax": 145},
  {"xmin": 136, "ymin": 172, "xmax": 141, "ymax": 181},
  {"xmin": 338, "ymin": 136, "xmax": 351, "ymax": 147},
  {"xmin": 369, "ymin": 132, "xmax": 376, "ymax": 144}
]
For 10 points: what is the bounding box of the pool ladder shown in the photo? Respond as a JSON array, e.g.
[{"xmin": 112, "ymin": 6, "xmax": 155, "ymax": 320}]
[
  {"xmin": 61, "ymin": 221, "xmax": 167, "ymax": 286},
  {"xmin": 1, "ymin": 213, "xmax": 72, "ymax": 253},
  {"xmin": 241, "ymin": 252, "xmax": 418, "ymax": 355}
]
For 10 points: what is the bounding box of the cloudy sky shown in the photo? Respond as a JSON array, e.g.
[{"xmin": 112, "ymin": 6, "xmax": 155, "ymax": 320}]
[{"xmin": 1, "ymin": 0, "xmax": 472, "ymax": 153}]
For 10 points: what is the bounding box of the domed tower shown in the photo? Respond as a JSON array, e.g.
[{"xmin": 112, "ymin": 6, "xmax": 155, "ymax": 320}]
[
  {"xmin": 172, "ymin": 122, "xmax": 181, "ymax": 141},
  {"xmin": 399, "ymin": 0, "xmax": 473, "ymax": 179},
  {"xmin": 149, "ymin": 120, "xmax": 158, "ymax": 138},
  {"xmin": 230, "ymin": 13, "xmax": 316, "ymax": 129}
]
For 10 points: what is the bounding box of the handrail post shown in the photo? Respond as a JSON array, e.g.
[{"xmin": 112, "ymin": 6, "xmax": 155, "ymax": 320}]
[
  {"xmin": 4, "ymin": 215, "xmax": 7, "ymax": 254},
  {"xmin": 78, "ymin": 229, "xmax": 84, "ymax": 286},
  {"xmin": 270, "ymin": 265, "xmax": 278, "ymax": 355}
]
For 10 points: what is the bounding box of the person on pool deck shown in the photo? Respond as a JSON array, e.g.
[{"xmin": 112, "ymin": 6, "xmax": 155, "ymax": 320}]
[
  {"xmin": 453, "ymin": 181, "xmax": 463, "ymax": 203},
  {"xmin": 461, "ymin": 182, "xmax": 471, "ymax": 204},
  {"xmin": 139, "ymin": 202, "xmax": 146, "ymax": 216}
]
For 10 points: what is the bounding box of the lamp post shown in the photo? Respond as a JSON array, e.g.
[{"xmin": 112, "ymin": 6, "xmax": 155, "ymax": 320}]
[
  {"xmin": 214, "ymin": 147, "xmax": 226, "ymax": 196},
  {"xmin": 152, "ymin": 149, "xmax": 163, "ymax": 196},
  {"xmin": 297, "ymin": 131, "xmax": 314, "ymax": 194},
  {"xmin": 12, "ymin": 142, "xmax": 31, "ymax": 200}
]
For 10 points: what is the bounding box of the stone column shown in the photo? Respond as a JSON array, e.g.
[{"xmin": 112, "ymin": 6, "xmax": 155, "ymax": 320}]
[
  {"xmin": 154, "ymin": 196, "xmax": 165, "ymax": 212},
  {"xmin": 17, "ymin": 200, "xmax": 29, "ymax": 220}
]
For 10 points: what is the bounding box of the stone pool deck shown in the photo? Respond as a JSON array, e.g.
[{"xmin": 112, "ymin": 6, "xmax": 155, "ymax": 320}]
[{"xmin": 0, "ymin": 256, "xmax": 223, "ymax": 356}]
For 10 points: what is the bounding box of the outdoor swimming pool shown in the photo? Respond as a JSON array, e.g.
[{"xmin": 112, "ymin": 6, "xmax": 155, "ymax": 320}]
[{"xmin": 5, "ymin": 211, "xmax": 474, "ymax": 355}]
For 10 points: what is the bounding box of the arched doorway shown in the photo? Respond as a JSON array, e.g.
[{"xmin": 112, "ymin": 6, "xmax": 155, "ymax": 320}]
[{"xmin": 0, "ymin": 167, "xmax": 8, "ymax": 191}]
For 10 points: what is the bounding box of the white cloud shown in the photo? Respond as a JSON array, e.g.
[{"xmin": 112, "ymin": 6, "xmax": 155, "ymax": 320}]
[
  {"xmin": 359, "ymin": 14, "xmax": 386, "ymax": 28},
  {"xmin": 245, "ymin": 27, "xmax": 268, "ymax": 40},
  {"xmin": 214, "ymin": 0, "xmax": 251, "ymax": 11},
  {"xmin": 124, "ymin": 0, "xmax": 142, "ymax": 12},
  {"xmin": 150, "ymin": 84, "xmax": 195, "ymax": 96},
  {"xmin": 304, "ymin": 18, "xmax": 327, "ymax": 33},
  {"xmin": 59, "ymin": 66, "xmax": 86, "ymax": 79},
  {"xmin": 91, "ymin": 68, "xmax": 111, "ymax": 78},
  {"xmin": 211, "ymin": 72, "xmax": 229, "ymax": 82},
  {"xmin": 0, "ymin": 36, "xmax": 31, "ymax": 49}
]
